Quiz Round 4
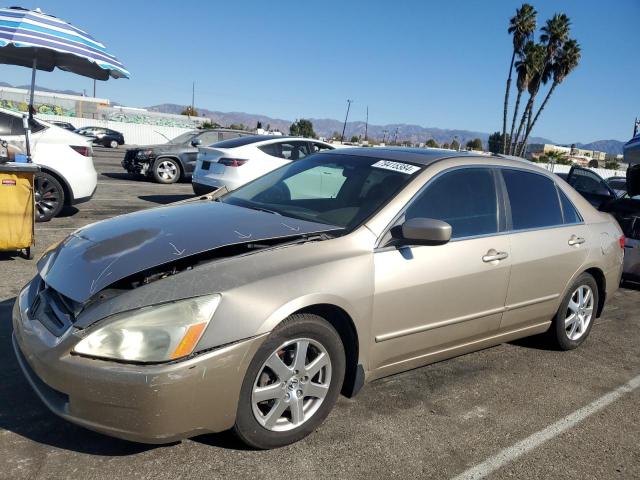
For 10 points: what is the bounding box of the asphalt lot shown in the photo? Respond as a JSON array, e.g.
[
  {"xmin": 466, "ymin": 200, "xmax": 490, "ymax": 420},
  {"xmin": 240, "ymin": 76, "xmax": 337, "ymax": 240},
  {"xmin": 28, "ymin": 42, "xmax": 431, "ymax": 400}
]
[{"xmin": 0, "ymin": 148, "xmax": 639, "ymax": 479}]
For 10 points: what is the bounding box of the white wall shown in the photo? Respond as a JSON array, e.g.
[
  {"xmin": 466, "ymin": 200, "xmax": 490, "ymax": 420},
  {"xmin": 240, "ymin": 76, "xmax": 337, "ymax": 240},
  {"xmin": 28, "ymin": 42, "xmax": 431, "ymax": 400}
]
[
  {"xmin": 540, "ymin": 163, "xmax": 627, "ymax": 179},
  {"xmin": 36, "ymin": 114, "xmax": 194, "ymax": 145}
]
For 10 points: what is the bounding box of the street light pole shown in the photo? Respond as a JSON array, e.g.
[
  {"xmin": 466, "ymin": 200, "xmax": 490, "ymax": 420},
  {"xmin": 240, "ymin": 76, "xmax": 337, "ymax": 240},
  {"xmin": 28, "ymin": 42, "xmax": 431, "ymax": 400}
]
[
  {"xmin": 364, "ymin": 105, "xmax": 368, "ymax": 142},
  {"xmin": 341, "ymin": 99, "xmax": 353, "ymax": 142}
]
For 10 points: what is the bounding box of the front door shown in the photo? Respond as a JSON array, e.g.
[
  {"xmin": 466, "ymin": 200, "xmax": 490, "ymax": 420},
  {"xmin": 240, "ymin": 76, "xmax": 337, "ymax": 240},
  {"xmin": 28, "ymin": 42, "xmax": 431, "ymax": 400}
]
[{"xmin": 370, "ymin": 167, "xmax": 511, "ymax": 375}]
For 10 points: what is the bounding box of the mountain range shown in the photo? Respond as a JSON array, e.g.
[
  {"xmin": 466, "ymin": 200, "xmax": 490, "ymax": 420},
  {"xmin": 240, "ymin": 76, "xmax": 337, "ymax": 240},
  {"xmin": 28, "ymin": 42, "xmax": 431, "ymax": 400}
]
[{"xmin": 0, "ymin": 83, "xmax": 626, "ymax": 154}]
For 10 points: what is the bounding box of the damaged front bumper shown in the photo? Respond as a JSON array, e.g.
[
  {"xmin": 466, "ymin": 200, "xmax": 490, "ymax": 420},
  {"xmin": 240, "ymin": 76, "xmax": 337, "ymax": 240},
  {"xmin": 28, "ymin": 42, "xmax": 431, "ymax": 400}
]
[{"xmin": 12, "ymin": 292, "xmax": 266, "ymax": 444}]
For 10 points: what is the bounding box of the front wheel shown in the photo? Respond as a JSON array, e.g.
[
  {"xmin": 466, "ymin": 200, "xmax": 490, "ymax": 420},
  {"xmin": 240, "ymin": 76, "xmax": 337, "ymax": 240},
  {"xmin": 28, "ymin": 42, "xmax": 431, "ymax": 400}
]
[
  {"xmin": 109, "ymin": 139, "xmax": 119, "ymax": 149},
  {"xmin": 152, "ymin": 158, "xmax": 181, "ymax": 184},
  {"xmin": 233, "ymin": 314, "xmax": 345, "ymax": 449},
  {"xmin": 548, "ymin": 273, "xmax": 598, "ymax": 350}
]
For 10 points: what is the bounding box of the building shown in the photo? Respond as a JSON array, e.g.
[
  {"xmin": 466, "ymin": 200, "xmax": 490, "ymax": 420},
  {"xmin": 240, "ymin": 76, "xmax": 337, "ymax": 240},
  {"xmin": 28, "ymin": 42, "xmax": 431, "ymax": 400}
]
[{"xmin": 526, "ymin": 143, "xmax": 607, "ymax": 166}]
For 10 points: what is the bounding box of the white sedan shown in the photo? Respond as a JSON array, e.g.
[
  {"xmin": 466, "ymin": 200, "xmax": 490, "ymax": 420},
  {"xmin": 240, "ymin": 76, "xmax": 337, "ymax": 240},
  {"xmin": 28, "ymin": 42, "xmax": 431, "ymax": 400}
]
[{"xmin": 192, "ymin": 136, "xmax": 334, "ymax": 195}]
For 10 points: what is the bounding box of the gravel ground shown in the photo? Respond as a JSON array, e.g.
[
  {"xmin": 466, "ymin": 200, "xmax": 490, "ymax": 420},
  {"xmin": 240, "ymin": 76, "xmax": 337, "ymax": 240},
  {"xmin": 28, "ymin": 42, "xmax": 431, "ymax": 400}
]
[{"xmin": 0, "ymin": 148, "xmax": 638, "ymax": 479}]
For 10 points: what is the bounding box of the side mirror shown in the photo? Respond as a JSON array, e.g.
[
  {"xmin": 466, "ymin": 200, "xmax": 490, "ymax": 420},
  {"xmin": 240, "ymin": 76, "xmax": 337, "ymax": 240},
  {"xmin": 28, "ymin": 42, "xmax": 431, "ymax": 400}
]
[
  {"xmin": 191, "ymin": 138, "xmax": 202, "ymax": 147},
  {"xmin": 398, "ymin": 218, "xmax": 452, "ymax": 245}
]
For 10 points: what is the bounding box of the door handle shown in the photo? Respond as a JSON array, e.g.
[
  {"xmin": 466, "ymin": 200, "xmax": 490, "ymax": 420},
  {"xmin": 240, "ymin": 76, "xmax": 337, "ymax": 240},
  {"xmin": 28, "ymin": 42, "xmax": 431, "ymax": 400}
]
[
  {"xmin": 568, "ymin": 235, "xmax": 586, "ymax": 246},
  {"xmin": 482, "ymin": 249, "xmax": 509, "ymax": 263}
]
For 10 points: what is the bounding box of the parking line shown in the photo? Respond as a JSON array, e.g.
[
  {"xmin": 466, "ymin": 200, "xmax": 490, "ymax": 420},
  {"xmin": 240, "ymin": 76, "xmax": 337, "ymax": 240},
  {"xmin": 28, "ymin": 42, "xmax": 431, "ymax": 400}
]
[{"xmin": 451, "ymin": 374, "xmax": 640, "ymax": 480}]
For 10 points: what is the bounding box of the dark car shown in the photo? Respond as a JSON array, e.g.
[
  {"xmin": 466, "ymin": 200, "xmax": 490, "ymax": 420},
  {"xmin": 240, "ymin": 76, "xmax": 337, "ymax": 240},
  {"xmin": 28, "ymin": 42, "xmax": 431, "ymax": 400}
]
[
  {"xmin": 122, "ymin": 128, "xmax": 251, "ymax": 184},
  {"xmin": 563, "ymin": 165, "xmax": 640, "ymax": 281},
  {"xmin": 75, "ymin": 126, "xmax": 125, "ymax": 149},
  {"xmin": 50, "ymin": 121, "xmax": 76, "ymax": 131}
]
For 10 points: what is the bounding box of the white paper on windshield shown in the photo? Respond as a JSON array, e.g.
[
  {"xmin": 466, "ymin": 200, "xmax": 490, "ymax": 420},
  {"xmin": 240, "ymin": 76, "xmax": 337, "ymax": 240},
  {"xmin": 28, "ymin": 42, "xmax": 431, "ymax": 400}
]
[{"xmin": 372, "ymin": 160, "xmax": 421, "ymax": 175}]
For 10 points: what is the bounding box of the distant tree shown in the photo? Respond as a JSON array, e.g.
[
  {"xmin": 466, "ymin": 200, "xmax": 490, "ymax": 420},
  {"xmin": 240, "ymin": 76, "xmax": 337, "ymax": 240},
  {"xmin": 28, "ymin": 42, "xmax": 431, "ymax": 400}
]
[
  {"xmin": 290, "ymin": 119, "xmax": 316, "ymax": 138},
  {"xmin": 198, "ymin": 120, "xmax": 221, "ymax": 129},
  {"xmin": 425, "ymin": 139, "xmax": 439, "ymax": 148},
  {"xmin": 331, "ymin": 131, "xmax": 341, "ymax": 140},
  {"xmin": 442, "ymin": 143, "xmax": 450, "ymax": 149},
  {"xmin": 450, "ymin": 139, "xmax": 460, "ymax": 151},
  {"xmin": 488, "ymin": 131, "xmax": 510, "ymax": 154},
  {"xmin": 256, "ymin": 121, "xmax": 263, "ymax": 129},
  {"xmin": 466, "ymin": 138, "xmax": 483, "ymax": 150},
  {"xmin": 228, "ymin": 123, "xmax": 247, "ymax": 131},
  {"xmin": 541, "ymin": 150, "xmax": 570, "ymax": 165},
  {"xmin": 266, "ymin": 123, "xmax": 271, "ymax": 131},
  {"xmin": 350, "ymin": 135, "xmax": 359, "ymax": 143},
  {"xmin": 604, "ymin": 161, "xmax": 620, "ymax": 170},
  {"xmin": 181, "ymin": 106, "xmax": 198, "ymax": 116},
  {"xmin": 502, "ymin": 3, "xmax": 538, "ymax": 154}
]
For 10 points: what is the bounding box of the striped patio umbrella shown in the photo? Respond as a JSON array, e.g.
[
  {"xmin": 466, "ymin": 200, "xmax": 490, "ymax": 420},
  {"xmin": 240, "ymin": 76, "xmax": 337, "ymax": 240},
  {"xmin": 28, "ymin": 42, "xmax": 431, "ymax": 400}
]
[
  {"xmin": 0, "ymin": 6, "xmax": 129, "ymax": 100},
  {"xmin": 0, "ymin": 6, "xmax": 129, "ymax": 159}
]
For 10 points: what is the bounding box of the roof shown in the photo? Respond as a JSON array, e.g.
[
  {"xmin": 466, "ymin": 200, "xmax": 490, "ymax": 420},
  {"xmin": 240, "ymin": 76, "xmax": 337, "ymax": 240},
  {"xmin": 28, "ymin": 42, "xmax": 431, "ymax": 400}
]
[{"xmin": 325, "ymin": 147, "xmax": 496, "ymax": 166}]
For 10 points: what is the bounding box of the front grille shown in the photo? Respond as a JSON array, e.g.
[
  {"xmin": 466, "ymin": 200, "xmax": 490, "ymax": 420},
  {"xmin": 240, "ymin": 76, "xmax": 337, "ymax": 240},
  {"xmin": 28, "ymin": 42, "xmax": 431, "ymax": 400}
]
[
  {"xmin": 29, "ymin": 285, "xmax": 77, "ymax": 337},
  {"xmin": 123, "ymin": 150, "xmax": 138, "ymax": 163}
]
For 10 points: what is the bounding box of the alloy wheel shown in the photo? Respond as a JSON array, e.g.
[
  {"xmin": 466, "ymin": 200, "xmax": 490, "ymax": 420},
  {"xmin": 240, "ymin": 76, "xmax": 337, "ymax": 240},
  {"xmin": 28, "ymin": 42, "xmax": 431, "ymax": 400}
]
[
  {"xmin": 34, "ymin": 175, "xmax": 61, "ymax": 220},
  {"xmin": 252, "ymin": 338, "xmax": 332, "ymax": 432},
  {"xmin": 565, "ymin": 285, "xmax": 594, "ymax": 341},
  {"xmin": 156, "ymin": 160, "xmax": 178, "ymax": 181}
]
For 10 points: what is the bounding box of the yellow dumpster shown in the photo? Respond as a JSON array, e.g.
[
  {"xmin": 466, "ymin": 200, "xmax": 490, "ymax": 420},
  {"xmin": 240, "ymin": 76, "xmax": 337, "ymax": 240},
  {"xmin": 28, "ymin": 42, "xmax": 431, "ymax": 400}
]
[{"xmin": 0, "ymin": 162, "xmax": 39, "ymax": 259}]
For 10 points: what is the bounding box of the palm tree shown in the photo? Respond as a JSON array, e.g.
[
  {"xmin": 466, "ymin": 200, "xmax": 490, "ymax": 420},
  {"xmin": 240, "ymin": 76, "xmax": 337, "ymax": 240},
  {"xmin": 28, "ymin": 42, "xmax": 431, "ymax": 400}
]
[
  {"xmin": 520, "ymin": 39, "xmax": 581, "ymax": 152},
  {"xmin": 509, "ymin": 41, "xmax": 544, "ymax": 154},
  {"xmin": 501, "ymin": 4, "xmax": 537, "ymax": 154},
  {"xmin": 514, "ymin": 13, "xmax": 571, "ymax": 156}
]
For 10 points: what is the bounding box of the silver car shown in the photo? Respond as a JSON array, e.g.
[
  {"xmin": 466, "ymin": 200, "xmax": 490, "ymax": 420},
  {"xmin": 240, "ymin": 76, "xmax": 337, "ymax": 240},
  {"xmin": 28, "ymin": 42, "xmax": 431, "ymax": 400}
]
[{"xmin": 13, "ymin": 148, "xmax": 624, "ymax": 448}]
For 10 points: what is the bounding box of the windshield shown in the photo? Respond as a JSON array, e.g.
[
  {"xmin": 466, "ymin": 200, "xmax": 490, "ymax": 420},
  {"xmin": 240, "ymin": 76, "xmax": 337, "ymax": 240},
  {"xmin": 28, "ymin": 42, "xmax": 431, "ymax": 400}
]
[
  {"xmin": 223, "ymin": 153, "xmax": 422, "ymax": 230},
  {"xmin": 170, "ymin": 131, "xmax": 199, "ymax": 144}
]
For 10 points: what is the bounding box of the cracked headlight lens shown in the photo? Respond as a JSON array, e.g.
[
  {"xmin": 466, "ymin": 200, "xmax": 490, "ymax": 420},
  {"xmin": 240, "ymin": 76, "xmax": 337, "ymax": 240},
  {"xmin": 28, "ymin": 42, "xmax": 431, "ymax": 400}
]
[{"xmin": 73, "ymin": 294, "xmax": 220, "ymax": 362}]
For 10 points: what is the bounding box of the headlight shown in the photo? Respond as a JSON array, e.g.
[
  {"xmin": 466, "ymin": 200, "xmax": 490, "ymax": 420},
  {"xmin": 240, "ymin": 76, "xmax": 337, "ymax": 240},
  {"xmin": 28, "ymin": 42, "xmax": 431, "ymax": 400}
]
[
  {"xmin": 137, "ymin": 149, "xmax": 154, "ymax": 158},
  {"xmin": 73, "ymin": 294, "xmax": 221, "ymax": 363}
]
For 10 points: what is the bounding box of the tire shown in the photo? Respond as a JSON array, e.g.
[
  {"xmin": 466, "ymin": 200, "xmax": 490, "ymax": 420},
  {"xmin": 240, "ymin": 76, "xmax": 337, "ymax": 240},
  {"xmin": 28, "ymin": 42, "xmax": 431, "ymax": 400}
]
[
  {"xmin": 109, "ymin": 139, "xmax": 119, "ymax": 149},
  {"xmin": 548, "ymin": 273, "xmax": 598, "ymax": 350},
  {"xmin": 152, "ymin": 158, "xmax": 181, "ymax": 184},
  {"xmin": 34, "ymin": 172, "xmax": 65, "ymax": 222},
  {"xmin": 233, "ymin": 314, "xmax": 345, "ymax": 449}
]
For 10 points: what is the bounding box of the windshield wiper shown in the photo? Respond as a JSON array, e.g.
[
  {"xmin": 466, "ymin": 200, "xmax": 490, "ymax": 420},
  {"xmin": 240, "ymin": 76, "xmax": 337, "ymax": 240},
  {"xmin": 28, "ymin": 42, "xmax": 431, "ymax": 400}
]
[{"xmin": 243, "ymin": 205, "xmax": 281, "ymax": 215}]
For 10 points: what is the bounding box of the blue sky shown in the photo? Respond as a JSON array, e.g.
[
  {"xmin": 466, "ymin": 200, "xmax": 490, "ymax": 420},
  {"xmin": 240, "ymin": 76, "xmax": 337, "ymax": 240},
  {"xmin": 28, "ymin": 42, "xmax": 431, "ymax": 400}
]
[{"xmin": 2, "ymin": 0, "xmax": 638, "ymax": 143}]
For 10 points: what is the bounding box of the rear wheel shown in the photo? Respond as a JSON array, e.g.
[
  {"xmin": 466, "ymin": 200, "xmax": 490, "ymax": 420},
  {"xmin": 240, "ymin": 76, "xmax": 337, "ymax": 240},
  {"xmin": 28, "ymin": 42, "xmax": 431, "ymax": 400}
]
[
  {"xmin": 234, "ymin": 314, "xmax": 345, "ymax": 449},
  {"xmin": 34, "ymin": 172, "xmax": 64, "ymax": 222},
  {"xmin": 152, "ymin": 158, "xmax": 181, "ymax": 184},
  {"xmin": 109, "ymin": 139, "xmax": 119, "ymax": 149},
  {"xmin": 548, "ymin": 273, "xmax": 598, "ymax": 350}
]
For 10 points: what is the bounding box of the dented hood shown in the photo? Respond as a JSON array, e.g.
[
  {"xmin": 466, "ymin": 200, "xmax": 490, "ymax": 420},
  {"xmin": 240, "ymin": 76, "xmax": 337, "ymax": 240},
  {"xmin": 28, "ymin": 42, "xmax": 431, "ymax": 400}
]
[{"xmin": 39, "ymin": 201, "xmax": 341, "ymax": 303}]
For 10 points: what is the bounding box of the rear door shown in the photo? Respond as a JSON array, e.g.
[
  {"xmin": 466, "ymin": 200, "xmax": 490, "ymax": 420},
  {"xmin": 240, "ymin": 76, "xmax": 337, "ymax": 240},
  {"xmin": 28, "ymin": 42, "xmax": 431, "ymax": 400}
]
[
  {"xmin": 565, "ymin": 166, "xmax": 616, "ymax": 209},
  {"xmin": 499, "ymin": 168, "xmax": 590, "ymax": 332}
]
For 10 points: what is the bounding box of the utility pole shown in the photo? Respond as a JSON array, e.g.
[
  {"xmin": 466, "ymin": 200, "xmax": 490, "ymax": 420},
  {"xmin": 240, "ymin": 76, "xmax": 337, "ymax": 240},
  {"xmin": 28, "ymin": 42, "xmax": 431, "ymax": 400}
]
[
  {"xmin": 92, "ymin": 79, "xmax": 96, "ymax": 98},
  {"xmin": 364, "ymin": 105, "xmax": 369, "ymax": 142},
  {"xmin": 341, "ymin": 99, "xmax": 353, "ymax": 142},
  {"xmin": 191, "ymin": 81, "xmax": 195, "ymax": 116}
]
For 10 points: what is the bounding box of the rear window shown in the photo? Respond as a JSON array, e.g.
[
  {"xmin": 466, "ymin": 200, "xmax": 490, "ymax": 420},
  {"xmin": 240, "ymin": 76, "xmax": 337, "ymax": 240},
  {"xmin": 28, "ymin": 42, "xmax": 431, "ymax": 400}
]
[
  {"xmin": 558, "ymin": 188, "xmax": 582, "ymax": 224},
  {"xmin": 213, "ymin": 136, "xmax": 278, "ymax": 149},
  {"xmin": 502, "ymin": 169, "xmax": 563, "ymax": 230}
]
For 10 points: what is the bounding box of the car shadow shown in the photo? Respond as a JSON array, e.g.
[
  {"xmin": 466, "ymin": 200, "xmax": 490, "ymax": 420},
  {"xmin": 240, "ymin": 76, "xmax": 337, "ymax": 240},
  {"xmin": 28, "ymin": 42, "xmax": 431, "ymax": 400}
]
[
  {"xmin": 0, "ymin": 298, "xmax": 158, "ymax": 456},
  {"xmin": 621, "ymin": 280, "xmax": 640, "ymax": 291},
  {"xmin": 508, "ymin": 332, "xmax": 559, "ymax": 351},
  {"xmin": 101, "ymin": 172, "xmax": 145, "ymax": 181},
  {"xmin": 191, "ymin": 431, "xmax": 253, "ymax": 451},
  {"xmin": 138, "ymin": 194, "xmax": 195, "ymax": 205}
]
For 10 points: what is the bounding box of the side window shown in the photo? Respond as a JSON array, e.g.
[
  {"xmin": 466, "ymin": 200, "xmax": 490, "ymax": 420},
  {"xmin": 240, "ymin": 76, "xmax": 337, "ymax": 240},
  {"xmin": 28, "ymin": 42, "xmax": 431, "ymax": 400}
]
[
  {"xmin": 567, "ymin": 168, "xmax": 611, "ymax": 196},
  {"xmin": 259, "ymin": 143, "xmax": 281, "ymax": 157},
  {"xmin": 0, "ymin": 113, "xmax": 18, "ymax": 136},
  {"xmin": 502, "ymin": 169, "xmax": 563, "ymax": 230},
  {"xmin": 278, "ymin": 141, "xmax": 310, "ymax": 160},
  {"xmin": 406, "ymin": 168, "xmax": 498, "ymax": 239},
  {"xmin": 198, "ymin": 131, "xmax": 222, "ymax": 145},
  {"xmin": 311, "ymin": 142, "xmax": 333, "ymax": 153},
  {"xmin": 558, "ymin": 188, "xmax": 582, "ymax": 224}
]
